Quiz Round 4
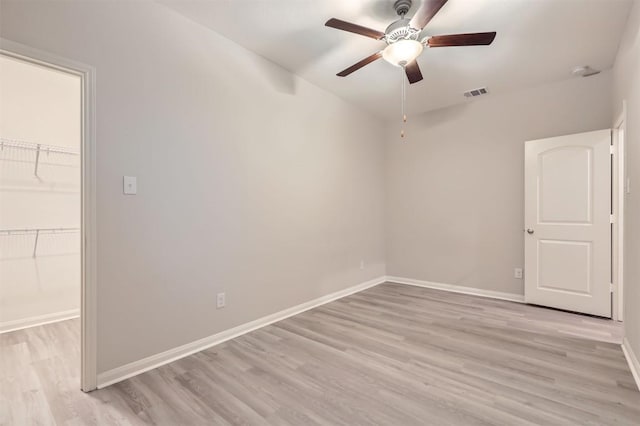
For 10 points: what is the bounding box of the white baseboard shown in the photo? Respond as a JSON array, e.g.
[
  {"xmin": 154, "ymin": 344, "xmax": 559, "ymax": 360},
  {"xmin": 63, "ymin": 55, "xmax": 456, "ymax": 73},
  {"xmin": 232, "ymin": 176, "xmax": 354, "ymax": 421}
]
[
  {"xmin": 386, "ymin": 276, "xmax": 525, "ymax": 303},
  {"xmin": 97, "ymin": 275, "xmax": 387, "ymax": 388},
  {"xmin": 0, "ymin": 308, "xmax": 80, "ymax": 334},
  {"xmin": 97, "ymin": 275, "xmax": 528, "ymax": 388},
  {"xmin": 622, "ymin": 337, "xmax": 640, "ymax": 391}
]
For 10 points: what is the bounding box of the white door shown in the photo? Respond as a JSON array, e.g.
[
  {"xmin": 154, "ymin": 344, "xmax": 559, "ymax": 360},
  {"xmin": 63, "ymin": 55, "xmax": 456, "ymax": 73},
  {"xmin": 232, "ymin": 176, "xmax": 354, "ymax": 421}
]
[{"xmin": 524, "ymin": 129, "xmax": 611, "ymax": 317}]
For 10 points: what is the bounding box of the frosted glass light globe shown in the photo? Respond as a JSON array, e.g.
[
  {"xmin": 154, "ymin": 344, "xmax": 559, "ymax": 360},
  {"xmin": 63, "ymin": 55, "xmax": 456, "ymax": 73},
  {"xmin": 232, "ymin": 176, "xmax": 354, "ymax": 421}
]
[{"xmin": 382, "ymin": 40, "xmax": 423, "ymax": 66}]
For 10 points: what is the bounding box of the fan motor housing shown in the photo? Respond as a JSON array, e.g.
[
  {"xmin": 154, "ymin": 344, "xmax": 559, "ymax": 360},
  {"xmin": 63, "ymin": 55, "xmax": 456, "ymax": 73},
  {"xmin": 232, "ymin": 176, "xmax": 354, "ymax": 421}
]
[{"xmin": 385, "ymin": 18, "xmax": 421, "ymax": 43}]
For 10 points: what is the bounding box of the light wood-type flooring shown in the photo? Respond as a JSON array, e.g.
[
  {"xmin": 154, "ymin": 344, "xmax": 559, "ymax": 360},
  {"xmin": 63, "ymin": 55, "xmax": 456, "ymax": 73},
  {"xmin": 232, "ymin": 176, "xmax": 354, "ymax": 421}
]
[{"xmin": 1, "ymin": 283, "xmax": 638, "ymax": 425}]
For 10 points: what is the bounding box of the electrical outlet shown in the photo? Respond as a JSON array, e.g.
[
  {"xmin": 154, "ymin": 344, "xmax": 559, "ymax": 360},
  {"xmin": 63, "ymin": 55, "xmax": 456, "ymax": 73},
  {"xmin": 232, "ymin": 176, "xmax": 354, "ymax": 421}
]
[
  {"xmin": 514, "ymin": 268, "xmax": 523, "ymax": 279},
  {"xmin": 360, "ymin": 260, "xmax": 365, "ymax": 270},
  {"xmin": 216, "ymin": 292, "xmax": 226, "ymax": 309}
]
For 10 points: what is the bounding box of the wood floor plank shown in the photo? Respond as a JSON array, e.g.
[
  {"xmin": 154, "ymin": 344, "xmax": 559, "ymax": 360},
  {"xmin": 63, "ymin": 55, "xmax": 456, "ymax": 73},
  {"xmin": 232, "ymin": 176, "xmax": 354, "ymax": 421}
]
[{"xmin": 1, "ymin": 282, "xmax": 638, "ymax": 425}]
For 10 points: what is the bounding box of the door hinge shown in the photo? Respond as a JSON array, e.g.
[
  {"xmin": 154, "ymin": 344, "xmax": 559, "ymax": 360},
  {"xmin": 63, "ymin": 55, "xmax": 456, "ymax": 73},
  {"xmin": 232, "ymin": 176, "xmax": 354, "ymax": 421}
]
[
  {"xmin": 610, "ymin": 145, "xmax": 615, "ymax": 155},
  {"xmin": 610, "ymin": 283, "xmax": 614, "ymax": 293},
  {"xmin": 610, "ymin": 214, "xmax": 616, "ymax": 224}
]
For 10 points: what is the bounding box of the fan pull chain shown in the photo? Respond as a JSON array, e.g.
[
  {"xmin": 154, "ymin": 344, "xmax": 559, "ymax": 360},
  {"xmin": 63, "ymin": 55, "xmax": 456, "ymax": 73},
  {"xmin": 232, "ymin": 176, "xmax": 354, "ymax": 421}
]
[{"xmin": 401, "ymin": 65, "xmax": 407, "ymax": 139}]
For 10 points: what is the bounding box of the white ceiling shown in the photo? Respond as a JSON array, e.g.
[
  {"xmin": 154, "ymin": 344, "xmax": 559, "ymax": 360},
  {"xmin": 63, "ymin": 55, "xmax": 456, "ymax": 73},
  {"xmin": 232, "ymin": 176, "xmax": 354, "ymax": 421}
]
[{"xmin": 159, "ymin": 0, "xmax": 632, "ymax": 119}]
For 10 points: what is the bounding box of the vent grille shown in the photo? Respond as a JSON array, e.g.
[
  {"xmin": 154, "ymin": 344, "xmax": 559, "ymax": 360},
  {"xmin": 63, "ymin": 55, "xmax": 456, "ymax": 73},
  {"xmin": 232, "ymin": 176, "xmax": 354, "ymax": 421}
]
[{"xmin": 463, "ymin": 87, "xmax": 488, "ymax": 98}]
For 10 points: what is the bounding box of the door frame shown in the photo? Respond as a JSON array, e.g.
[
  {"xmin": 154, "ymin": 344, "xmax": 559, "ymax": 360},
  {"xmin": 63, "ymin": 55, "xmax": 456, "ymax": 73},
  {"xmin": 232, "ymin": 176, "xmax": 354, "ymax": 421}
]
[
  {"xmin": 0, "ymin": 38, "xmax": 98, "ymax": 391},
  {"xmin": 613, "ymin": 101, "xmax": 627, "ymax": 322}
]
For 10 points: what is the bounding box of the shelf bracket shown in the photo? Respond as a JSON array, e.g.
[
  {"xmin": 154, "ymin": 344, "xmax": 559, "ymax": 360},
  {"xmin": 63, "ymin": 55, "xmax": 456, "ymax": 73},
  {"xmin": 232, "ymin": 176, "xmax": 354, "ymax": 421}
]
[
  {"xmin": 34, "ymin": 143, "xmax": 41, "ymax": 177},
  {"xmin": 32, "ymin": 229, "xmax": 40, "ymax": 258}
]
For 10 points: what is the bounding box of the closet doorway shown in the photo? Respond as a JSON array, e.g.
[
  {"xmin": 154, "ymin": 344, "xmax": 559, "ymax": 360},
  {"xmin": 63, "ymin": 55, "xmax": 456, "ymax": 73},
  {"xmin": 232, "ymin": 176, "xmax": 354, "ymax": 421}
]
[{"xmin": 0, "ymin": 41, "xmax": 96, "ymax": 391}]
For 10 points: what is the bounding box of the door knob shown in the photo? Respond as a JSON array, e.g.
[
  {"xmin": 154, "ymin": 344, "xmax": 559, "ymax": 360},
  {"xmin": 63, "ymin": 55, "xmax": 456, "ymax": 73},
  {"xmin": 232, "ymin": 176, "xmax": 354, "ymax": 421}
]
[{"xmin": 527, "ymin": 228, "xmax": 534, "ymax": 234}]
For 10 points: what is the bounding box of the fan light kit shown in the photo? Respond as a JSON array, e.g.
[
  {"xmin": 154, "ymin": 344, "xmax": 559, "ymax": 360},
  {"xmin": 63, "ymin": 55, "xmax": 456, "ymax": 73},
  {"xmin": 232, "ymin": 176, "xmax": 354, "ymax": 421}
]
[
  {"xmin": 382, "ymin": 40, "xmax": 424, "ymax": 67},
  {"xmin": 325, "ymin": 0, "xmax": 497, "ymax": 138}
]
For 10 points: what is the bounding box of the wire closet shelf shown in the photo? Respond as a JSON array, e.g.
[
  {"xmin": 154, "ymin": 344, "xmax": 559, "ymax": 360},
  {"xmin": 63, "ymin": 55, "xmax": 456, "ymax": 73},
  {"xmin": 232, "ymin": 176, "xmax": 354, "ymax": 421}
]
[
  {"xmin": 0, "ymin": 227, "xmax": 80, "ymax": 258},
  {"xmin": 0, "ymin": 137, "xmax": 80, "ymax": 177}
]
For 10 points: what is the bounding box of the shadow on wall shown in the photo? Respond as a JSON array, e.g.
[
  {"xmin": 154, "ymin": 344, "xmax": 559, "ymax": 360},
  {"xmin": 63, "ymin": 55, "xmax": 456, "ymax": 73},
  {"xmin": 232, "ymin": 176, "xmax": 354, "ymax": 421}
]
[
  {"xmin": 247, "ymin": 53, "xmax": 297, "ymax": 95},
  {"xmin": 401, "ymin": 102, "xmax": 472, "ymax": 135},
  {"xmin": 255, "ymin": 27, "xmax": 346, "ymax": 79}
]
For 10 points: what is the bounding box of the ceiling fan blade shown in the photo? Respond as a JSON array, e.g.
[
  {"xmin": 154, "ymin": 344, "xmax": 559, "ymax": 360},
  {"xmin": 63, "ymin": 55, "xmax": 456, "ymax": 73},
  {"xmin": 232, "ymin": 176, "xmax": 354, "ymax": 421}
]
[
  {"xmin": 337, "ymin": 51, "xmax": 383, "ymax": 77},
  {"xmin": 427, "ymin": 32, "xmax": 497, "ymax": 47},
  {"xmin": 405, "ymin": 60, "xmax": 423, "ymax": 84},
  {"xmin": 409, "ymin": 0, "xmax": 449, "ymax": 30},
  {"xmin": 325, "ymin": 18, "xmax": 385, "ymax": 40}
]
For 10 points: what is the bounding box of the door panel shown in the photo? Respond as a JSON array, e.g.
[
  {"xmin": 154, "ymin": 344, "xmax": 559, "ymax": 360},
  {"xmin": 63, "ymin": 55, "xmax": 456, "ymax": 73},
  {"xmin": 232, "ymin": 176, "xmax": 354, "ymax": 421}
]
[
  {"xmin": 537, "ymin": 239, "xmax": 591, "ymax": 294},
  {"xmin": 539, "ymin": 147, "xmax": 592, "ymax": 223},
  {"xmin": 524, "ymin": 129, "xmax": 611, "ymax": 317}
]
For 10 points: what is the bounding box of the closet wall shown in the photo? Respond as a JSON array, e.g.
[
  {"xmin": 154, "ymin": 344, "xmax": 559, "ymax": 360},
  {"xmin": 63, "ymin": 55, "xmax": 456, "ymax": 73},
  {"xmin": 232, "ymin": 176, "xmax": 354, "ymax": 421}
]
[{"xmin": 0, "ymin": 54, "xmax": 81, "ymax": 332}]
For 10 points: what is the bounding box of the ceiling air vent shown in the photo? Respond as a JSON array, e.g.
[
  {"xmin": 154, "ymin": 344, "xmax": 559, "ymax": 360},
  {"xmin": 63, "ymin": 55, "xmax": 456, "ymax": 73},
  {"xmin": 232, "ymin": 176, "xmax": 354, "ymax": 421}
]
[{"xmin": 463, "ymin": 87, "xmax": 489, "ymax": 98}]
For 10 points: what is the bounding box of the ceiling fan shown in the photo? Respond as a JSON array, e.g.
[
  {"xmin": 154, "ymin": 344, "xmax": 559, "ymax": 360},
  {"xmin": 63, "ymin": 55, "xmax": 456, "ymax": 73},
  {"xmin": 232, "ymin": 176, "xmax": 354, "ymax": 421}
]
[{"xmin": 325, "ymin": 0, "xmax": 497, "ymax": 84}]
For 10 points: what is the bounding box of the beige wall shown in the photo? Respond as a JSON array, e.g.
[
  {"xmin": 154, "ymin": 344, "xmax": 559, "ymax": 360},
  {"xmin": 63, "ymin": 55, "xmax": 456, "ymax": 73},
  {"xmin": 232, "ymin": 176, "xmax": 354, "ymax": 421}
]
[
  {"xmin": 0, "ymin": 0, "xmax": 386, "ymax": 373},
  {"xmin": 613, "ymin": 0, "xmax": 640, "ymax": 361},
  {"xmin": 0, "ymin": 55, "xmax": 81, "ymax": 330},
  {"xmin": 385, "ymin": 72, "xmax": 612, "ymax": 296}
]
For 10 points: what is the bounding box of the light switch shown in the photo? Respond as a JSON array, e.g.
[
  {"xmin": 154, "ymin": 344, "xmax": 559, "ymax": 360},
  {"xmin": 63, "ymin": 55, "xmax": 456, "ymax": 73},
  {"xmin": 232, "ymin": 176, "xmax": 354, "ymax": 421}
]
[{"xmin": 123, "ymin": 176, "xmax": 137, "ymax": 195}]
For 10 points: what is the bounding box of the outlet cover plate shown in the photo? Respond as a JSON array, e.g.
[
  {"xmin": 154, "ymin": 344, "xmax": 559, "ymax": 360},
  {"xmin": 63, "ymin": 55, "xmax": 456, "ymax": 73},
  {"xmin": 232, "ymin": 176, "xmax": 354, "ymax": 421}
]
[
  {"xmin": 216, "ymin": 292, "xmax": 226, "ymax": 309},
  {"xmin": 514, "ymin": 268, "xmax": 523, "ymax": 279}
]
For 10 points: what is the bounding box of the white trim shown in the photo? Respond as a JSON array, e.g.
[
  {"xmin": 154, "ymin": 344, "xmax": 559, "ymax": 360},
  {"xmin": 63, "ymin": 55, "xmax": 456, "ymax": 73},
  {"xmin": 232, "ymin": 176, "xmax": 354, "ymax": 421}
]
[
  {"xmin": 97, "ymin": 276, "xmax": 387, "ymax": 388},
  {"xmin": 386, "ymin": 276, "xmax": 525, "ymax": 303},
  {"xmin": 97, "ymin": 276, "xmax": 529, "ymax": 388},
  {"xmin": 0, "ymin": 39, "xmax": 98, "ymax": 392},
  {"xmin": 613, "ymin": 100, "xmax": 626, "ymax": 322},
  {"xmin": 622, "ymin": 338, "xmax": 640, "ymax": 391},
  {"xmin": 0, "ymin": 309, "xmax": 80, "ymax": 334}
]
